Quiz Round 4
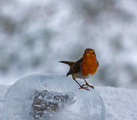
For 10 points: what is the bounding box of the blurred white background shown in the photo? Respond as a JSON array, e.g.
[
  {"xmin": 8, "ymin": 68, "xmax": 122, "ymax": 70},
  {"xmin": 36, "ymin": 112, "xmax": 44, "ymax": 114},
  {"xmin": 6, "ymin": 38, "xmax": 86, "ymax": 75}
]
[{"xmin": 0, "ymin": 0, "xmax": 137, "ymax": 89}]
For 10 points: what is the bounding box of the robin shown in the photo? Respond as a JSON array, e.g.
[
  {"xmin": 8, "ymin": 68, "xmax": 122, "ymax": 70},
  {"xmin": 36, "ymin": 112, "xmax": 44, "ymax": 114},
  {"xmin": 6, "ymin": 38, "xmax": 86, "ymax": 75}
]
[{"xmin": 60, "ymin": 48, "xmax": 99, "ymax": 90}]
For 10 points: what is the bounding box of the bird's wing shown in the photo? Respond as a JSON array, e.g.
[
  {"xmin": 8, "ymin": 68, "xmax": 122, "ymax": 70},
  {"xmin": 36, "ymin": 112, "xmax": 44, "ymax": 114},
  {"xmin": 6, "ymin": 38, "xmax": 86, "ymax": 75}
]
[
  {"xmin": 97, "ymin": 60, "xmax": 99, "ymax": 67},
  {"xmin": 66, "ymin": 58, "xmax": 83, "ymax": 76},
  {"xmin": 59, "ymin": 61, "xmax": 74, "ymax": 67}
]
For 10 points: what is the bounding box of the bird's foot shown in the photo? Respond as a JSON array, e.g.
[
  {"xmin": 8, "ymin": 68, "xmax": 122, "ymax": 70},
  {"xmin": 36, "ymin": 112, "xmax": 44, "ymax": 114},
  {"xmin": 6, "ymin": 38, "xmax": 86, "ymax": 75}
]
[
  {"xmin": 83, "ymin": 79, "xmax": 94, "ymax": 89},
  {"xmin": 81, "ymin": 84, "xmax": 94, "ymax": 89},
  {"xmin": 79, "ymin": 86, "xmax": 89, "ymax": 91}
]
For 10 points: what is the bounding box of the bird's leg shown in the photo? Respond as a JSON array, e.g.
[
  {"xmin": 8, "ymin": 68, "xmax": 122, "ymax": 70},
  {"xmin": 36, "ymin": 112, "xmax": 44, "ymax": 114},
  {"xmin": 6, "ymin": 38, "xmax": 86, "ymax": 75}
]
[
  {"xmin": 81, "ymin": 79, "xmax": 94, "ymax": 89},
  {"xmin": 73, "ymin": 78, "xmax": 89, "ymax": 90}
]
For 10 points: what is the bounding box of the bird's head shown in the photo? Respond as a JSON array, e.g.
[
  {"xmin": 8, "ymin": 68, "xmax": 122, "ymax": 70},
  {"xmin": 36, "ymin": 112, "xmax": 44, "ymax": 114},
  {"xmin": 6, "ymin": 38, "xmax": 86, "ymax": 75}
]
[
  {"xmin": 83, "ymin": 48, "xmax": 96, "ymax": 58},
  {"xmin": 83, "ymin": 48, "xmax": 99, "ymax": 66}
]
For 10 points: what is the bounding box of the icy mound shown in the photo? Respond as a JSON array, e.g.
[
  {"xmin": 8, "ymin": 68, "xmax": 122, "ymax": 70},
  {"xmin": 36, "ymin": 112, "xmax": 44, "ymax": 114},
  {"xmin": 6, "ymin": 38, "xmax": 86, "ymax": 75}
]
[{"xmin": 3, "ymin": 73, "xmax": 105, "ymax": 120}]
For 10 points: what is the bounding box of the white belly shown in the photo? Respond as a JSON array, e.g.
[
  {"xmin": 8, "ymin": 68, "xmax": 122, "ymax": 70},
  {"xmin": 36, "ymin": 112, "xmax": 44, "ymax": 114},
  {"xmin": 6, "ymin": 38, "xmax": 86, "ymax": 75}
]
[{"xmin": 74, "ymin": 72, "xmax": 91, "ymax": 79}]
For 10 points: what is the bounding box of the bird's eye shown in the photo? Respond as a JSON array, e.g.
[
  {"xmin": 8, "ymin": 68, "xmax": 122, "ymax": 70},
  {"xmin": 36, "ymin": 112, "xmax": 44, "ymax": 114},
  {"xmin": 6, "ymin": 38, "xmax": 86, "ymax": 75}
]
[
  {"xmin": 86, "ymin": 51, "xmax": 89, "ymax": 54},
  {"xmin": 92, "ymin": 52, "xmax": 95, "ymax": 54}
]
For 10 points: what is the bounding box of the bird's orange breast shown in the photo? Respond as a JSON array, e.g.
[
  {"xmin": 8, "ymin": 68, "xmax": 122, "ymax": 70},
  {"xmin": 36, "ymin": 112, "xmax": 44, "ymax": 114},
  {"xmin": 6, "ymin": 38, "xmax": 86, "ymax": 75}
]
[{"xmin": 81, "ymin": 56, "xmax": 98, "ymax": 77}]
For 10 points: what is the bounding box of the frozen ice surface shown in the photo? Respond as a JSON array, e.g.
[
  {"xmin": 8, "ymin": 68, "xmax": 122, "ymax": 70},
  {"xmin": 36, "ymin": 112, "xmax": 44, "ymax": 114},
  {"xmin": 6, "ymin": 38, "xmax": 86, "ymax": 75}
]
[{"xmin": 3, "ymin": 73, "xmax": 105, "ymax": 120}]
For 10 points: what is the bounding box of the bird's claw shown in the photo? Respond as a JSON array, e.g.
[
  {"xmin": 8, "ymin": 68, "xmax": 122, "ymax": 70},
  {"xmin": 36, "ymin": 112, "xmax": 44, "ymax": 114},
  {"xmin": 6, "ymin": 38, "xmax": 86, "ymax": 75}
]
[
  {"xmin": 81, "ymin": 84, "xmax": 94, "ymax": 89},
  {"xmin": 79, "ymin": 86, "xmax": 89, "ymax": 91}
]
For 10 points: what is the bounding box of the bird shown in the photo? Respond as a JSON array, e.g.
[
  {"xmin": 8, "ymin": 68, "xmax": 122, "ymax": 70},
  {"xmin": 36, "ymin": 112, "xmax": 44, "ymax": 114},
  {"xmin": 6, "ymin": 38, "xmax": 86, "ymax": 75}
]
[{"xmin": 59, "ymin": 48, "xmax": 99, "ymax": 90}]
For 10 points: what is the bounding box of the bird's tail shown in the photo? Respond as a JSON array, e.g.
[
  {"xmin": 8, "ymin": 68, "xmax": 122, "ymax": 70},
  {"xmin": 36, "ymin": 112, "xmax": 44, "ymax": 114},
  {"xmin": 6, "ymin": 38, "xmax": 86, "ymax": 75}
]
[{"xmin": 59, "ymin": 61, "xmax": 74, "ymax": 67}]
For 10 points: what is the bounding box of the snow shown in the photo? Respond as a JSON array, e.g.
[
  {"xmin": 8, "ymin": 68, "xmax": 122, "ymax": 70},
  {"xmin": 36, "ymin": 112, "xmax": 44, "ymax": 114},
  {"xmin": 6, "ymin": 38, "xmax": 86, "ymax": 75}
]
[
  {"xmin": 0, "ymin": 85, "xmax": 10, "ymax": 120},
  {"xmin": 97, "ymin": 87, "xmax": 137, "ymax": 120},
  {"xmin": 0, "ymin": 74, "xmax": 137, "ymax": 120}
]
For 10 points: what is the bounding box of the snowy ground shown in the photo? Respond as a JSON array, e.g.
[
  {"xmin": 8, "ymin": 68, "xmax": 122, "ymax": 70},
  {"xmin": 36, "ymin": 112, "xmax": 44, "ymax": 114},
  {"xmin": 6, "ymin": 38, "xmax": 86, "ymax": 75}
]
[
  {"xmin": 97, "ymin": 87, "xmax": 137, "ymax": 120},
  {"xmin": 0, "ymin": 84, "xmax": 137, "ymax": 120}
]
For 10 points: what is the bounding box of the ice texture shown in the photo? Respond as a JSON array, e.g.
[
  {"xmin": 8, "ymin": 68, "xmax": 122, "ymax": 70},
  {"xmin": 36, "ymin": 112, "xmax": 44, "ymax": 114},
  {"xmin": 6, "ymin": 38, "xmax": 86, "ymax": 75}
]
[{"xmin": 3, "ymin": 73, "xmax": 105, "ymax": 120}]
